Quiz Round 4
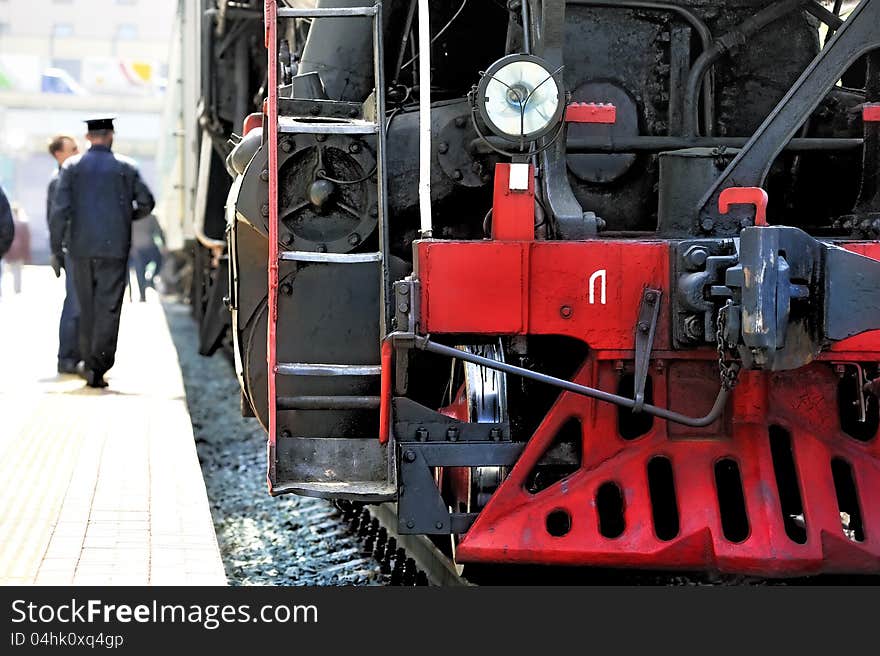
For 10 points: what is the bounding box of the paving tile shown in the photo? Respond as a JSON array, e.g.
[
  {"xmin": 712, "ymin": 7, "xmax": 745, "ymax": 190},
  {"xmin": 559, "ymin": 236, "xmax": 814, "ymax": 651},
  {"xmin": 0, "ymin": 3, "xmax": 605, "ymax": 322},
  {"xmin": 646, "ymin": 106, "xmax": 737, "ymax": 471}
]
[{"xmin": 0, "ymin": 268, "xmax": 226, "ymax": 587}]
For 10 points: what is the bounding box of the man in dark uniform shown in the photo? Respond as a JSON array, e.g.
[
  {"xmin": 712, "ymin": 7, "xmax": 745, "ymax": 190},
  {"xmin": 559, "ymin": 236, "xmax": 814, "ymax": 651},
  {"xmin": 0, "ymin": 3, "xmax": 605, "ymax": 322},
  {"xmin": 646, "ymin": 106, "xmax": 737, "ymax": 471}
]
[
  {"xmin": 50, "ymin": 117, "xmax": 155, "ymax": 388},
  {"xmin": 47, "ymin": 134, "xmax": 82, "ymax": 374}
]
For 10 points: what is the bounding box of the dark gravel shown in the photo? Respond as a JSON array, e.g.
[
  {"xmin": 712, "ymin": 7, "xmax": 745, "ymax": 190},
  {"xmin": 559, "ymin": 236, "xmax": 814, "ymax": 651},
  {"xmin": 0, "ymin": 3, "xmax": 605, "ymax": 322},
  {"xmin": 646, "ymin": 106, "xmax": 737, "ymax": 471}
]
[{"xmin": 162, "ymin": 301, "xmax": 383, "ymax": 586}]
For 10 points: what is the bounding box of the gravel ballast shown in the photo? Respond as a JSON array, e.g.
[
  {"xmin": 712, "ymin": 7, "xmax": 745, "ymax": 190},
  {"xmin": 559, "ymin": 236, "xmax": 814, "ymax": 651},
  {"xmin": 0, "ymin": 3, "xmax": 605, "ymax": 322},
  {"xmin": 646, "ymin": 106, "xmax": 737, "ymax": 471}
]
[{"xmin": 163, "ymin": 301, "xmax": 382, "ymax": 586}]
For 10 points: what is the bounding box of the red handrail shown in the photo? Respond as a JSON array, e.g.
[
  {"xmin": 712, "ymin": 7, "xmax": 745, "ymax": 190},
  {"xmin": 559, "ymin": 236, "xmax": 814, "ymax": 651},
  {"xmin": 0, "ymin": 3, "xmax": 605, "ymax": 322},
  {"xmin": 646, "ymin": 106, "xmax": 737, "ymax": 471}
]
[{"xmin": 265, "ymin": 0, "xmax": 280, "ymax": 453}]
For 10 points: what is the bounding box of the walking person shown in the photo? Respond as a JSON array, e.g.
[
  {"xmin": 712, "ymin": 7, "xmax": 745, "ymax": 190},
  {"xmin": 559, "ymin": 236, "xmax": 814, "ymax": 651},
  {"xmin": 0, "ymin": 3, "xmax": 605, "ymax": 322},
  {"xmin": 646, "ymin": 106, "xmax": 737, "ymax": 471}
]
[
  {"xmin": 50, "ymin": 117, "xmax": 155, "ymax": 388},
  {"xmin": 47, "ymin": 134, "xmax": 82, "ymax": 374},
  {"xmin": 4, "ymin": 203, "xmax": 31, "ymax": 294},
  {"xmin": 128, "ymin": 213, "xmax": 164, "ymax": 303}
]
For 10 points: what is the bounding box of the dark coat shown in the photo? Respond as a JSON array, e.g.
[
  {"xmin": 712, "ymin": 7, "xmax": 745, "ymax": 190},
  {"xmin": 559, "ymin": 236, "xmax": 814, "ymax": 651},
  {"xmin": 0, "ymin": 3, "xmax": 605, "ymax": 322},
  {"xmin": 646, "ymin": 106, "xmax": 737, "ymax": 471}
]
[
  {"xmin": 0, "ymin": 185, "xmax": 13, "ymax": 260},
  {"xmin": 49, "ymin": 145, "xmax": 155, "ymax": 259}
]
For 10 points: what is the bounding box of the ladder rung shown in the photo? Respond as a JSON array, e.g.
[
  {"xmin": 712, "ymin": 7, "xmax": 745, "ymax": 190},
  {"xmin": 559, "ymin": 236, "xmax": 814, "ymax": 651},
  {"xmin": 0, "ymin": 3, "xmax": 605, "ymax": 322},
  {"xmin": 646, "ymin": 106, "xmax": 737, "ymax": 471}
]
[
  {"xmin": 278, "ymin": 117, "xmax": 378, "ymax": 135},
  {"xmin": 278, "ymin": 6, "xmax": 378, "ymax": 19},
  {"xmin": 280, "ymin": 251, "xmax": 382, "ymax": 264},
  {"xmin": 276, "ymin": 363, "xmax": 382, "ymax": 377},
  {"xmin": 277, "ymin": 395, "xmax": 381, "ymax": 410}
]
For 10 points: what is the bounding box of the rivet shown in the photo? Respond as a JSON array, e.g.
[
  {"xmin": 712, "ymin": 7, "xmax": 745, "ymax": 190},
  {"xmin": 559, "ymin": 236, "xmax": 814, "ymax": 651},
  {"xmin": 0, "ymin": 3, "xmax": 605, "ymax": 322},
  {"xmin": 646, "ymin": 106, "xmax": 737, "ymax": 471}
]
[
  {"xmin": 435, "ymin": 522, "xmax": 444, "ymax": 530},
  {"xmin": 406, "ymin": 520, "xmax": 415, "ymax": 529},
  {"xmin": 437, "ymin": 142, "xmax": 449, "ymax": 154},
  {"xmin": 348, "ymin": 233, "xmax": 361, "ymax": 245},
  {"xmin": 349, "ymin": 142, "xmax": 362, "ymax": 154},
  {"xmin": 260, "ymin": 169, "xmax": 270, "ymax": 182},
  {"xmin": 560, "ymin": 305, "xmax": 573, "ymax": 319},
  {"xmin": 404, "ymin": 449, "xmax": 416, "ymax": 463}
]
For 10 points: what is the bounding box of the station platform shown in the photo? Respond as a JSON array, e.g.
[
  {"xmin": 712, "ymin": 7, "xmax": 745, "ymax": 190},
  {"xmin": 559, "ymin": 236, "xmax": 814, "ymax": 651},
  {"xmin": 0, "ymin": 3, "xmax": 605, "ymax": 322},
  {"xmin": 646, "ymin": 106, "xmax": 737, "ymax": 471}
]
[{"xmin": 0, "ymin": 266, "xmax": 227, "ymax": 586}]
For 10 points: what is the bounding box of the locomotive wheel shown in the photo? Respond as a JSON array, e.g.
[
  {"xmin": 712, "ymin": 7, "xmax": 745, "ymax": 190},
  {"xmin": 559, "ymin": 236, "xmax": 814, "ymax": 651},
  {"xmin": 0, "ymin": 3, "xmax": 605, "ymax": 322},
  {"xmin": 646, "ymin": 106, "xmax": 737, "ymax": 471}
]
[{"xmin": 436, "ymin": 341, "xmax": 508, "ymax": 571}]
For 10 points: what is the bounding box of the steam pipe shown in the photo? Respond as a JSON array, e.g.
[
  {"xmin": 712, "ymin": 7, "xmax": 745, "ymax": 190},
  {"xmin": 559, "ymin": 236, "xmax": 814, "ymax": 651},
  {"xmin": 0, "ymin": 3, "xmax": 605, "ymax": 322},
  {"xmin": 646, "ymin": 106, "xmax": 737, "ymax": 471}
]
[
  {"xmin": 683, "ymin": 0, "xmax": 813, "ymax": 137},
  {"xmin": 567, "ymin": 0, "xmax": 715, "ymax": 133},
  {"xmin": 418, "ymin": 0, "xmax": 433, "ymax": 237},
  {"xmin": 414, "ymin": 337, "xmax": 732, "ymax": 428}
]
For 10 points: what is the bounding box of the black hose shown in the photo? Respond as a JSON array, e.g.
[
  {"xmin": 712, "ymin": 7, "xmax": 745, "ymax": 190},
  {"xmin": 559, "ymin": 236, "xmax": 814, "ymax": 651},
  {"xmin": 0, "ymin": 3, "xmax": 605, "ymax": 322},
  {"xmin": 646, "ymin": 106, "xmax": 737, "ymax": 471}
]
[{"xmin": 683, "ymin": 0, "xmax": 813, "ymax": 137}]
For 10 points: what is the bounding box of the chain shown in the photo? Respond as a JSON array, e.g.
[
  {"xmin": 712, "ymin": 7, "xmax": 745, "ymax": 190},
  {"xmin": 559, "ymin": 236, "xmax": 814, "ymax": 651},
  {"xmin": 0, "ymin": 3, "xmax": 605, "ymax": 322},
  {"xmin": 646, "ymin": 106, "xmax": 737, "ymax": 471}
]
[{"xmin": 716, "ymin": 301, "xmax": 741, "ymax": 391}]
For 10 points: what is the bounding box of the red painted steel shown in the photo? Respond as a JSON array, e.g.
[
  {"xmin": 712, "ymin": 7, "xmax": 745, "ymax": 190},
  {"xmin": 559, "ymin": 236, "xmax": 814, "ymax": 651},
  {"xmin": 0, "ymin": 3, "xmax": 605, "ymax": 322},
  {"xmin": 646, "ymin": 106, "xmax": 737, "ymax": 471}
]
[
  {"xmin": 456, "ymin": 361, "xmax": 880, "ymax": 575},
  {"xmin": 266, "ymin": 1, "xmax": 280, "ymax": 487},
  {"xmin": 864, "ymin": 103, "xmax": 880, "ymax": 123},
  {"xmin": 416, "ymin": 240, "xmax": 671, "ymax": 349},
  {"xmin": 565, "ymin": 102, "xmax": 617, "ymax": 124},
  {"xmin": 414, "ymin": 237, "xmax": 880, "ymax": 574},
  {"xmin": 719, "ymin": 187, "xmax": 769, "ymax": 226},
  {"xmin": 379, "ymin": 339, "xmax": 393, "ymax": 445},
  {"xmin": 491, "ymin": 163, "xmax": 536, "ymax": 241}
]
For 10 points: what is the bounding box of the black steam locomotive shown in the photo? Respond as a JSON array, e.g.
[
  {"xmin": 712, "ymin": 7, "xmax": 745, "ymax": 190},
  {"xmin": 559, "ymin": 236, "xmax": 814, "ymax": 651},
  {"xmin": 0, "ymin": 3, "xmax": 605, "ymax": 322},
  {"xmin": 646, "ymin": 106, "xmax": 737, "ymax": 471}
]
[{"xmin": 189, "ymin": 0, "xmax": 880, "ymax": 577}]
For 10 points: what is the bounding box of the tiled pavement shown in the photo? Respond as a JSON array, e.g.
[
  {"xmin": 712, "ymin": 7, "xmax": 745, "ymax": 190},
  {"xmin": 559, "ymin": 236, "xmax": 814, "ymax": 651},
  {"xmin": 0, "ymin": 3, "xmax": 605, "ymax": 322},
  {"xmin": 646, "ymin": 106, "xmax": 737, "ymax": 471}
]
[{"xmin": 0, "ymin": 266, "xmax": 227, "ymax": 585}]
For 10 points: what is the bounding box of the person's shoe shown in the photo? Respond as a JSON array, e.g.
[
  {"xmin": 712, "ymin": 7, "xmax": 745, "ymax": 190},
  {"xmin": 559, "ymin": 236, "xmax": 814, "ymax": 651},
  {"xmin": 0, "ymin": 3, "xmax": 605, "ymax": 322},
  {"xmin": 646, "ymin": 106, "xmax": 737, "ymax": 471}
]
[
  {"xmin": 86, "ymin": 370, "xmax": 108, "ymax": 389},
  {"xmin": 57, "ymin": 359, "xmax": 79, "ymax": 375}
]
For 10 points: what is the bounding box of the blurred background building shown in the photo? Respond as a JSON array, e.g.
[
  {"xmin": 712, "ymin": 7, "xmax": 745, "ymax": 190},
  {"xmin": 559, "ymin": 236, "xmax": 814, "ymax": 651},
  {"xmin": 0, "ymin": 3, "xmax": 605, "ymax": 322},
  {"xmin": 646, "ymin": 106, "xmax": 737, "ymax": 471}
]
[{"xmin": 0, "ymin": 0, "xmax": 176, "ymax": 262}]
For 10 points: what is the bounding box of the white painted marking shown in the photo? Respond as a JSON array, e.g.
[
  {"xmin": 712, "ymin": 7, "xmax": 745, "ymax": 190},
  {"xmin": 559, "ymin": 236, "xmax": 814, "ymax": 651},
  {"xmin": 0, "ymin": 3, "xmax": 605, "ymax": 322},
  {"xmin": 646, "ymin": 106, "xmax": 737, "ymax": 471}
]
[{"xmin": 589, "ymin": 269, "xmax": 607, "ymax": 305}]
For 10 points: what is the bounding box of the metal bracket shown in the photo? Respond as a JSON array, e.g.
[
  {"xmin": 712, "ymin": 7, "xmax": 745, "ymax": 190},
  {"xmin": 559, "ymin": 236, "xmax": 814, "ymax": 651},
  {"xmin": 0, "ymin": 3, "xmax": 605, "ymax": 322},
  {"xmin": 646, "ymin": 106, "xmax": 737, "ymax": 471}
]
[
  {"xmin": 393, "ymin": 397, "xmax": 510, "ymax": 443},
  {"xmin": 398, "ymin": 441, "xmax": 525, "ymax": 535},
  {"xmin": 633, "ymin": 288, "xmax": 662, "ymax": 413}
]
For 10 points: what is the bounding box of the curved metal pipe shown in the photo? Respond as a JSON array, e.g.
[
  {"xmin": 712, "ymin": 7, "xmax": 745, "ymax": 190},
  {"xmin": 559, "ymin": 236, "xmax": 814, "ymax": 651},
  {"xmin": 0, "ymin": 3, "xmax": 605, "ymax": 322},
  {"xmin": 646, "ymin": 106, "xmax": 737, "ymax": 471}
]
[
  {"xmin": 567, "ymin": 0, "xmax": 715, "ymax": 134},
  {"xmin": 415, "ymin": 337, "xmax": 733, "ymax": 428},
  {"xmin": 683, "ymin": 0, "xmax": 813, "ymax": 137}
]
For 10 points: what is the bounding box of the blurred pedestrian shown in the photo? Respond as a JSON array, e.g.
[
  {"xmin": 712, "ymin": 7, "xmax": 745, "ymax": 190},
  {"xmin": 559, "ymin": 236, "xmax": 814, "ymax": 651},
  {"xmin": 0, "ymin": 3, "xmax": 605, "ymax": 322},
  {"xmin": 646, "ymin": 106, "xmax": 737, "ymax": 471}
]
[
  {"xmin": 128, "ymin": 213, "xmax": 165, "ymax": 303},
  {"xmin": 0, "ymin": 186, "xmax": 13, "ymax": 280},
  {"xmin": 3, "ymin": 203, "xmax": 32, "ymax": 294},
  {"xmin": 50, "ymin": 117, "xmax": 155, "ymax": 388},
  {"xmin": 47, "ymin": 134, "xmax": 82, "ymax": 374}
]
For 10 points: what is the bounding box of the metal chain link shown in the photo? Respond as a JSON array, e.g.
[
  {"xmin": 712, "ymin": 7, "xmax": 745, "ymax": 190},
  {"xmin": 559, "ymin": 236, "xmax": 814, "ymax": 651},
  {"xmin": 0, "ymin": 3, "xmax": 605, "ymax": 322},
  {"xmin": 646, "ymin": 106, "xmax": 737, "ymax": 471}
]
[{"xmin": 716, "ymin": 301, "xmax": 741, "ymax": 391}]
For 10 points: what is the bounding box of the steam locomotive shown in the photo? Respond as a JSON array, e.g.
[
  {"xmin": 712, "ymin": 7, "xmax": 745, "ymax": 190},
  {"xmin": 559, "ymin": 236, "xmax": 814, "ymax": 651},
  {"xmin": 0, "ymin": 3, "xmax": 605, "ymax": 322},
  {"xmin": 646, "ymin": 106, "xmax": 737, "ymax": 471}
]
[{"xmin": 184, "ymin": 0, "xmax": 880, "ymax": 577}]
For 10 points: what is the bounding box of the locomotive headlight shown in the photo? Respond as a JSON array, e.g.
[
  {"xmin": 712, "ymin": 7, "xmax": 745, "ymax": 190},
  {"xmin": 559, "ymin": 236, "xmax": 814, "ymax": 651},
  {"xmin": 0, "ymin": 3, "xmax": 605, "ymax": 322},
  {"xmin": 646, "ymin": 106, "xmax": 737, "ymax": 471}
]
[{"xmin": 476, "ymin": 54, "xmax": 564, "ymax": 144}]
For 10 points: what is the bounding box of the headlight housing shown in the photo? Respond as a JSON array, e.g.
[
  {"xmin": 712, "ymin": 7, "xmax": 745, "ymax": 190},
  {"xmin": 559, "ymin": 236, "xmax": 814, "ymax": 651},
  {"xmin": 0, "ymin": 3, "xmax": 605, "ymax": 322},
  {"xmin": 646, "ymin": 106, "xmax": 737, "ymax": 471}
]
[{"xmin": 476, "ymin": 54, "xmax": 564, "ymax": 144}]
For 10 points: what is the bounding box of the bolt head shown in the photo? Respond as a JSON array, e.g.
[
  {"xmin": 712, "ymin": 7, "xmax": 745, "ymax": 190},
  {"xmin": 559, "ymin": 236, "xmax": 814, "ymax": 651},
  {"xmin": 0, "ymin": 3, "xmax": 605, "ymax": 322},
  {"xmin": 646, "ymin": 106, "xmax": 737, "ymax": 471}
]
[
  {"xmin": 398, "ymin": 301, "xmax": 410, "ymax": 313},
  {"xmin": 349, "ymin": 142, "xmax": 362, "ymax": 154},
  {"xmin": 260, "ymin": 204, "xmax": 270, "ymax": 217},
  {"xmin": 645, "ymin": 292, "xmax": 657, "ymax": 304},
  {"xmin": 454, "ymin": 116, "xmax": 467, "ymax": 128},
  {"xmin": 406, "ymin": 520, "xmax": 415, "ymax": 529},
  {"xmin": 437, "ymin": 142, "xmax": 449, "ymax": 154},
  {"xmin": 638, "ymin": 321, "xmax": 649, "ymax": 333},
  {"xmin": 435, "ymin": 522, "xmax": 444, "ymax": 530},
  {"xmin": 404, "ymin": 449, "xmax": 416, "ymax": 463},
  {"xmin": 701, "ymin": 218, "xmax": 715, "ymax": 232},
  {"xmin": 452, "ymin": 169, "xmax": 463, "ymax": 181},
  {"xmin": 280, "ymin": 139, "xmax": 293, "ymax": 153},
  {"xmin": 348, "ymin": 233, "xmax": 361, "ymax": 245},
  {"xmin": 560, "ymin": 305, "xmax": 573, "ymax": 319},
  {"xmin": 260, "ymin": 169, "xmax": 270, "ymax": 182}
]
